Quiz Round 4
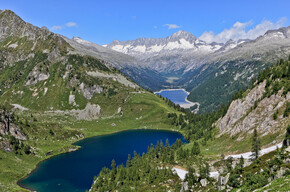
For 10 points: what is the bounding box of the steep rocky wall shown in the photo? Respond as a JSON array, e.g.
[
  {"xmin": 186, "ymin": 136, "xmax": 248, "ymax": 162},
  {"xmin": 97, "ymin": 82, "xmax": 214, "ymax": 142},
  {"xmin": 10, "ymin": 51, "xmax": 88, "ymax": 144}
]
[{"xmin": 216, "ymin": 81, "xmax": 290, "ymax": 140}]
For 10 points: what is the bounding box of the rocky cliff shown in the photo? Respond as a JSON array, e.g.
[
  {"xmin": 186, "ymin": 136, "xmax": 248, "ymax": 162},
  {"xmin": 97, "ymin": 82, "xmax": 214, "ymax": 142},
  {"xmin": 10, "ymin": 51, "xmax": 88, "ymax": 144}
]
[{"xmin": 216, "ymin": 60, "xmax": 290, "ymax": 142}]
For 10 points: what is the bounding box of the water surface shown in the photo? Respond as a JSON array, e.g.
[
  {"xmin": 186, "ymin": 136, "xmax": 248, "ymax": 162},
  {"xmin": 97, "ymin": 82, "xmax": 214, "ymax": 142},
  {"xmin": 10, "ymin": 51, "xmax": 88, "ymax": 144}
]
[
  {"xmin": 19, "ymin": 129, "xmax": 186, "ymax": 192},
  {"xmin": 155, "ymin": 89, "xmax": 191, "ymax": 105}
]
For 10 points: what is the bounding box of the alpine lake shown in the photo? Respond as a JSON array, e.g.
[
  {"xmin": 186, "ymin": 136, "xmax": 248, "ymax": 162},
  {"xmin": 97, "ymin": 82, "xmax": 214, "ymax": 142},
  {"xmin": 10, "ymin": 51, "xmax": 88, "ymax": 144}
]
[{"xmin": 19, "ymin": 129, "xmax": 186, "ymax": 192}]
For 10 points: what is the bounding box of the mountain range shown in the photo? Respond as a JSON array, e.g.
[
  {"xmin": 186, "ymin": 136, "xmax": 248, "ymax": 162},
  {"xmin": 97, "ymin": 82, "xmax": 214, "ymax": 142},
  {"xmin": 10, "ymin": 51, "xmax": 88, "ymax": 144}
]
[
  {"xmin": 79, "ymin": 25, "xmax": 290, "ymax": 112},
  {"xmin": 0, "ymin": 9, "xmax": 289, "ymax": 192}
]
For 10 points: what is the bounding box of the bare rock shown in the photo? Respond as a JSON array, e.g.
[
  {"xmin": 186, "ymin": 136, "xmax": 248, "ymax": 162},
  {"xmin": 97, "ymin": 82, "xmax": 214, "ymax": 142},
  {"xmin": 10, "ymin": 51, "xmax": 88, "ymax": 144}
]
[
  {"xmin": 218, "ymin": 173, "xmax": 230, "ymax": 189},
  {"xmin": 180, "ymin": 181, "xmax": 188, "ymax": 192},
  {"xmin": 0, "ymin": 140, "xmax": 13, "ymax": 152},
  {"xmin": 79, "ymin": 82, "xmax": 103, "ymax": 100},
  {"xmin": 26, "ymin": 66, "xmax": 50, "ymax": 86},
  {"xmin": 0, "ymin": 122, "xmax": 8, "ymax": 135},
  {"xmin": 216, "ymin": 81, "xmax": 290, "ymax": 137},
  {"xmin": 9, "ymin": 123, "xmax": 27, "ymax": 140},
  {"xmin": 200, "ymin": 178, "xmax": 207, "ymax": 187},
  {"xmin": 69, "ymin": 93, "xmax": 76, "ymax": 106},
  {"xmin": 275, "ymin": 167, "xmax": 287, "ymax": 179},
  {"xmin": 72, "ymin": 103, "xmax": 101, "ymax": 120}
]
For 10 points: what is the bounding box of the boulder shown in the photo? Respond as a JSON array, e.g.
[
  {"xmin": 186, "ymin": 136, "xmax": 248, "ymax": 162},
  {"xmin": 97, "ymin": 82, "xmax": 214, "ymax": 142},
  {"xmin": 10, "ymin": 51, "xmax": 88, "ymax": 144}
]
[
  {"xmin": 200, "ymin": 178, "xmax": 207, "ymax": 187},
  {"xmin": 180, "ymin": 181, "xmax": 188, "ymax": 192}
]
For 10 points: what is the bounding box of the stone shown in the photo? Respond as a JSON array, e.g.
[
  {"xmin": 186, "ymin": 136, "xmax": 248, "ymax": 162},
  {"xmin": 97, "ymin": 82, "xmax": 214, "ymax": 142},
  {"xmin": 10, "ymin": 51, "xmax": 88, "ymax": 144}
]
[
  {"xmin": 216, "ymin": 81, "xmax": 290, "ymax": 138},
  {"xmin": 180, "ymin": 181, "xmax": 188, "ymax": 192},
  {"xmin": 218, "ymin": 173, "xmax": 230, "ymax": 187},
  {"xmin": 9, "ymin": 123, "xmax": 27, "ymax": 140},
  {"xmin": 200, "ymin": 178, "xmax": 207, "ymax": 187},
  {"xmin": 275, "ymin": 167, "xmax": 287, "ymax": 179}
]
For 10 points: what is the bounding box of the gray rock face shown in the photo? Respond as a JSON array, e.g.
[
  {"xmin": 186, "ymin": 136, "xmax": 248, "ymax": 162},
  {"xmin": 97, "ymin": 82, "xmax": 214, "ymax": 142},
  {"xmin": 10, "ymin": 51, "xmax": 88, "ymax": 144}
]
[
  {"xmin": 26, "ymin": 67, "xmax": 50, "ymax": 86},
  {"xmin": 216, "ymin": 81, "xmax": 290, "ymax": 139},
  {"xmin": 180, "ymin": 181, "xmax": 188, "ymax": 192},
  {"xmin": 0, "ymin": 140, "xmax": 13, "ymax": 152},
  {"xmin": 0, "ymin": 120, "xmax": 27, "ymax": 140},
  {"xmin": 216, "ymin": 81, "xmax": 266, "ymax": 136},
  {"xmin": 71, "ymin": 103, "xmax": 101, "ymax": 120},
  {"xmin": 218, "ymin": 173, "xmax": 230, "ymax": 190},
  {"xmin": 9, "ymin": 123, "xmax": 27, "ymax": 140},
  {"xmin": 79, "ymin": 82, "xmax": 103, "ymax": 100},
  {"xmin": 0, "ymin": 122, "xmax": 8, "ymax": 135}
]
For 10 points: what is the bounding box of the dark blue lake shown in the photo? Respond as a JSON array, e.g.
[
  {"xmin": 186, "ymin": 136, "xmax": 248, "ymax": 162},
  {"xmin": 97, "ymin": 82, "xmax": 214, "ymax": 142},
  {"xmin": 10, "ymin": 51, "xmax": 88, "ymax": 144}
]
[
  {"xmin": 155, "ymin": 89, "xmax": 191, "ymax": 105},
  {"xmin": 19, "ymin": 129, "xmax": 186, "ymax": 192}
]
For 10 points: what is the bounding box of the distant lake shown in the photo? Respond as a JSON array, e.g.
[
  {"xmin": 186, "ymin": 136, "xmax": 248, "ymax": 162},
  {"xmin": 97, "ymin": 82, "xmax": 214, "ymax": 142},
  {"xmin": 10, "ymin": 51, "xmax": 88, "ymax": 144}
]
[
  {"xmin": 19, "ymin": 129, "xmax": 186, "ymax": 192},
  {"xmin": 155, "ymin": 89, "xmax": 195, "ymax": 108}
]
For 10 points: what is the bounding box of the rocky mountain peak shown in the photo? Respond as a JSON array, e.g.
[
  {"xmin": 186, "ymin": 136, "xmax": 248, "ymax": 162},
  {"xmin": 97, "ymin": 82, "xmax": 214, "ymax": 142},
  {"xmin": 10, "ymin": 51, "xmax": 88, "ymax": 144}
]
[
  {"xmin": 170, "ymin": 30, "xmax": 196, "ymax": 41},
  {"xmin": 263, "ymin": 26, "xmax": 290, "ymax": 39},
  {"xmin": 72, "ymin": 36, "xmax": 82, "ymax": 41},
  {"xmin": 0, "ymin": 9, "xmax": 53, "ymax": 42}
]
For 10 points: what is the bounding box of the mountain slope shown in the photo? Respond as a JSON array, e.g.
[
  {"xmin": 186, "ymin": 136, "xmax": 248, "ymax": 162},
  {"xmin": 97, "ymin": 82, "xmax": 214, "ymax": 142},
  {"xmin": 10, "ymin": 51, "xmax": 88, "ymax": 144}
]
[
  {"xmin": 0, "ymin": 10, "xmax": 183, "ymax": 191},
  {"xmin": 105, "ymin": 27, "xmax": 290, "ymax": 113},
  {"xmin": 180, "ymin": 27, "xmax": 290, "ymax": 113},
  {"xmin": 205, "ymin": 58, "xmax": 290, "ymax": 155},
  {"xmin": 89, "ymin": 58, "xmax": 290, "ymax": 192},
  {"xmin": 62, "ymin": 36, "xmax": 169, "ymax": 91}
]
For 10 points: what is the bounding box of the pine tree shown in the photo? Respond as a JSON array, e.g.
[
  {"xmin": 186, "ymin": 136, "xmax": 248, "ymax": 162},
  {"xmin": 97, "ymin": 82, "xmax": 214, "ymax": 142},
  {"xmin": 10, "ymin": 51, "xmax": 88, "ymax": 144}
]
[
  {"xmin": 191, "ymin": 141, "xmax": 200, "ymax": 156},
  {"xmin": 237, "ymin": 155, "xmax": 244, "ymax": 173},
  {"xmin": 283, "ymin": 125, "xmax": 290, "ymax": 147},
  {"xmin": 111, "ymin": 159, "xmax": 116, "ymax": 173},
  {"xmin": 165, "ymin": 139, "xmax": 170, "ymax": 148},
  {"xmin": 251, "ymin": 129, "xmax": 260, "ymax": 160}
]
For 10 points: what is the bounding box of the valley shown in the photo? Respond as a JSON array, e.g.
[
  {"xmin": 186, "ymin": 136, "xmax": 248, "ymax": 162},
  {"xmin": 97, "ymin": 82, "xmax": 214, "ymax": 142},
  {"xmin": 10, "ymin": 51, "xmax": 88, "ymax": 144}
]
[{"xmin": 0, "ymin": 6, "xmax": 289, "ymax": 192}]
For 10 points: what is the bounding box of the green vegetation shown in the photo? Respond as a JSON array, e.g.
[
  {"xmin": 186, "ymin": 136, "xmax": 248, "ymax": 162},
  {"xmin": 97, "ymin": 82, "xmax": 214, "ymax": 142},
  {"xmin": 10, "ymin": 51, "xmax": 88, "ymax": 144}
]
[
  {"xmin": 90, "ymin": 57, "xmax": 290, "ymax": 191},
  {"xmin": 0, "ymin": 91, "xmax": 182, "ymax": 191},
  {"xmin": 254, "ymin": 175, "xmax": 290, "ymax": 192},
  {"xmin": 91, "ymin": 119, "xmax": 290, "ymax": 192},
  {"xmin": 90, "ymin": 140, "xmax": 182, "ymax": 191},
  {"xmin": 0, "ymin": 9, "xmax": 290, "ymax": 191},
  {"xmin": 251, "ymin": 129, "xmax": 261, "ymax": 160},
  {"xmin": 186, "ymin": 60, "xmax": 269, "ymax": 113}
]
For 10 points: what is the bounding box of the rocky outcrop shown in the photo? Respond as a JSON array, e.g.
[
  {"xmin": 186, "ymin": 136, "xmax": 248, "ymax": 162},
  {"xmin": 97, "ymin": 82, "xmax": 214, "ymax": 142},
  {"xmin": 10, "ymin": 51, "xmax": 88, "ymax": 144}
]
[
  {"xmin": 73, "ymin": 103, "xmax": 101, "ymax": 120},
  {"xmin": 216, "ymin": 81, "xmax": 290, "ymax": 139},
  {"xmin": 216, "ymin": 81, "xmax": 266, "ymax": 136},
  {"xmin": 200, "ymin": 178, "xmax": 208, "ymax": 187},
  {"xmin": 26, "ymin": 69, "xmax": 50, "ymax": 86},
  {"xmin": 79, "ymin": 82, "xmax": 103, "ymax": 100},
  {"xmin": 218, "ymin": 173, "xmax": 230, "ymax": 191},
  {"xmin": 0, "ymin": 115, "xmax": 27, "ymax": 140},
  {"xmin": 87, "ymin": 71, "xmax": 138, "ymax": 89},
  {"xmin": 0, "ymin": 140, "xmax": 13, "ymax": 152},
  {"xmin": 9, "ymin": 123, "xmax": 27, "ymax": 140},
  {"xmin": 0, "ymin": 122, "xmax": 8, "ymax": 135},
  {"xmin": 51, "ymin": 103, "xmax": 102, "ymax": 120}
]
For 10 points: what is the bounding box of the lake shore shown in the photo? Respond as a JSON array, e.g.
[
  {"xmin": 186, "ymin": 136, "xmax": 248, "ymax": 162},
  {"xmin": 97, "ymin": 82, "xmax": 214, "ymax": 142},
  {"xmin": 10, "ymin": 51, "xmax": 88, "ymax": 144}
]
[
  {"xmin": 154, "ymin": 89, "xmax": 199, "ymax": 109},
  {"xmin": 18, "ymin": 128, "xmax": 186, "ymax": 191},
  {"xmin": 17, "ymin": 127, "xmax": 186, "ymax": 191}
]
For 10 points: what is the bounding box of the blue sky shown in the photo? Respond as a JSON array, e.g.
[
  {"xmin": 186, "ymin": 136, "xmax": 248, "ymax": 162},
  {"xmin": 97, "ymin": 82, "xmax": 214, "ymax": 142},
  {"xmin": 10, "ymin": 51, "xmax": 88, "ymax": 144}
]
[{"xmin": 1, "ymin": 0, "xmax": 289, "ymax": 44}]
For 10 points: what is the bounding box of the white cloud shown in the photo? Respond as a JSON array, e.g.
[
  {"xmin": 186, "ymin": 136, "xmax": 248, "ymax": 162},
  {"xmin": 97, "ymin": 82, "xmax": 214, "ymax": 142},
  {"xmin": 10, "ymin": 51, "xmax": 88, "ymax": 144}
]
[
  {"xmin": 66, "ymin": 22, "xmax": 77, "ymax": 27},
  {"xmin": 164, "ymin": 24, "xmax": 181, "ymax": 29},
  {"xmin": 199, "ymin": 18, "xmax": 287, "ymax": 43},
  {"xmin": 51, "ymin": 25, "xmax": 63, "ymax": 30},
  {"xmin": 50, "ymin": 22, "xmax": 78, "ymax": 31}
]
